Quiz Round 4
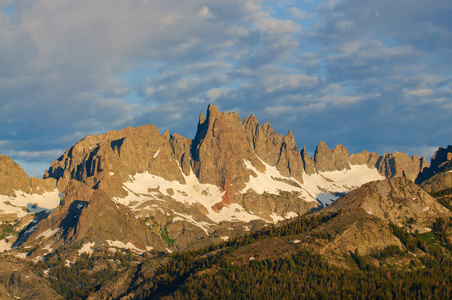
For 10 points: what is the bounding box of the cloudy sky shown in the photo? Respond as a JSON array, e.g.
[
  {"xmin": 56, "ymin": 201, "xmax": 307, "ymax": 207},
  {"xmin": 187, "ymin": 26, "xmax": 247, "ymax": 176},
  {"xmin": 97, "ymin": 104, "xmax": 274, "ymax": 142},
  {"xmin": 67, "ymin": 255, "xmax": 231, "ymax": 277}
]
[{"xmin": 1, "ymin": 0, "xmax": 451, "ymax": 177}]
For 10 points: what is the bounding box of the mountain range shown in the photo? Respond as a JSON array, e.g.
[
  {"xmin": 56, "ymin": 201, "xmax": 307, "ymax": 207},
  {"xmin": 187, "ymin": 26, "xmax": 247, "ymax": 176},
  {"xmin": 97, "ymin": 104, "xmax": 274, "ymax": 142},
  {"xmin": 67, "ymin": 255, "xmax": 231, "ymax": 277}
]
[{"xmin": 1, "ymin": 104, "xmax": 452, "ymax": 298}]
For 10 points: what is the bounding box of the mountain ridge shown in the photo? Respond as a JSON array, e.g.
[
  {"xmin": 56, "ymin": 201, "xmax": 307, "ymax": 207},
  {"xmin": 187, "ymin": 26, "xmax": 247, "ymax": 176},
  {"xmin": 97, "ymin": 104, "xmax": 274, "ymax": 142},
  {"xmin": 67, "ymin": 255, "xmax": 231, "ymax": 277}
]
[{"xmin": 0, "ymin": 104, "xmax": 441, "ymax": 257}]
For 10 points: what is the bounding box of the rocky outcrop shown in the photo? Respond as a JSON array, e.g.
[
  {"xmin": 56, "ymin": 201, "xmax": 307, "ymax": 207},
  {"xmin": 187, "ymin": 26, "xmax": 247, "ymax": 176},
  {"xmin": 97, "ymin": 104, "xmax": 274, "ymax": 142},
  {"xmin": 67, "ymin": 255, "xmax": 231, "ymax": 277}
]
[
  {"xmin": 300, "ymin": 145, "xmax": 315, "ymax": 175},
  {"xmin": 243, "ymin": 115, "xmax": 304, "ymax": 183},
  {"xmin": 417, "ymin": 145, "xmax": 452, "ymax": 193},
  {"xmin": 44, "ymin": 124, "xmax": 191, "ymax": 197},
  {"xmin": 325, "ymin": 177, "xmax": 450, "ymax": 230},
  {"xmin": 24, "ymin": 179, "xmax": 166, "ymax": 252},
  {"xmin": 349, "ymin": 150, "xmax": 380, "ymax": 168},
  {"xmin": 275, "ymin": 130, "xmax": 304, "ymax": 183},
  {"xmin": 420, "ymin": 172, "xmax": 452, "ymax": 194},
  {"xmin": 375, "ymin": 152, "xmax": 429, "ymax": 182},
  {"xmin": 0, "ymin": 256, "xmax": 62, "ymax": 299},
  {"xmin": 75, "ymin": 189, "xmax": 164, "ymax": 251},
  {"xmin": 416, "ymin": 145, "xmax": 452, "ymax": 184},
  {"xmin": 7, "ymin": 104, "xmax": 440, "ymax": 257},
  {"xmin": 314, "ymin": 177, "xmax": 451, "ymax": 255},
  {"xmin": 313, "ymin": 141, "xmax": 350, "ymax": 172},
  {"xmin": 0, "ymin": 154, "xmax": 32, "ymax": 196},
  {"xmin": 243, "ymin": 116, "xmax": 282, "ymax": 166},
  {"xmin": 310, "ymin": 142, "xmax": 428, "ymax": 182},
  {"xmin": 191, "ymin": 104, "xmax": 265, "ymax": 196},
  {"xmin": 302, "ymin": 142, "xmax": 429, "ymax": 182},
  {"xmin": 0, "ymin": 153, "xmax": 57, "ymax": 197}
]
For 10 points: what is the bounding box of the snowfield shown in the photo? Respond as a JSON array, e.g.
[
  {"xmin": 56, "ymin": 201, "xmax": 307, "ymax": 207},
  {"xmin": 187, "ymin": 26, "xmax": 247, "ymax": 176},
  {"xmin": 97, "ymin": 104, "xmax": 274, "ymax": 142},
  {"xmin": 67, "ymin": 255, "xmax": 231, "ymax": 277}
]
[
  {"xmin": 242, "ymin": 159, "xmax": 384, "ymax": 207},
  {"xmin": 0, "ymin": 189, "xmax": 62, "ymax": 218},
  {"xmin": 113, "ymin": 159, "xmax": 385, "ymax": 228}
]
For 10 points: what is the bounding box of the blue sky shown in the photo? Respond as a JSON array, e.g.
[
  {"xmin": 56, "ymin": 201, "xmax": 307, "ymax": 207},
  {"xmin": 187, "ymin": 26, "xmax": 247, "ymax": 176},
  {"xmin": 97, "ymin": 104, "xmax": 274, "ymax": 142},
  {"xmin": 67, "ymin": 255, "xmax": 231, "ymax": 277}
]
[{"xmin": 1, "ymin": 0, "xmax": 451, "ymax": 177}]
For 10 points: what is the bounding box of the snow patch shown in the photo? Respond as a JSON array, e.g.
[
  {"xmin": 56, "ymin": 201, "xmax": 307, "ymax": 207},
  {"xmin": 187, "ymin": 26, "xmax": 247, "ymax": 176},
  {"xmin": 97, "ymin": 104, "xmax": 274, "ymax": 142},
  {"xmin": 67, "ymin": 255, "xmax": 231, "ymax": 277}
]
[
  {"xmin": 285, "ymin": 211, "xmax": 298, "ymax": 219},
  {"xmin": 115, "ymin": 170, "xmax": 262, "ymax": 224},
  {"xmin": 242, "ymin": 160, "xmax": 306, "ymax": 195},
  {"xmin": 153, "ymin": 149, "xmax": 160, "ymax": 158},
  {"xmin": 367, "ymin": 209, "xmax": 372, "ymax": 215},
  {"xmin": 36, "ymin": 228, "xmax": 60, "ymax": 239},
  {"xmin": 0, "ymin": 189, "xmax": 62, "ymax": 218},
  {"xmin": 166, "ymin": 248, "xmax": 173, "ymax": 253},
  {"xmin": 172, "ymin": 213, "xmax": 212, "ymax": 235},
  {"xmin": 291, "ymin": 240, "xmax": 301, "ymax": 244},
  {"xmin": 269, "ymin": 212, "xmax": 284, "ymax": 223},
  {"xmin": 79, "ymin": 242, "xmax": 96, "ymax": 255},
  {"xmin": 114, "ymin": 162, "xmax": 384, "ymax": 226},
  {"xmin": 242, "ymin": 160, "xmax": 384, "ymax": 208},
  {"xmin": 423, "ymin": 207, "xmax": 430, "ymax": 211},
  {"xmin": 15, "ymin": 252, "xmax": 27, "ymax": 259},
  {"xmin": 0, "ymin": 239, "xmax": 13, "ymax": 252},
  {"xmin": 106, "ymin": 240, "xmax": 146, "ymax": 252},
  {"xmin": 219, "ymin": 236, "xmax": 229, "ymax": 241},
  {"xmin": 24, "ymin": 224, "xmax": 39, "ymax": 235}
]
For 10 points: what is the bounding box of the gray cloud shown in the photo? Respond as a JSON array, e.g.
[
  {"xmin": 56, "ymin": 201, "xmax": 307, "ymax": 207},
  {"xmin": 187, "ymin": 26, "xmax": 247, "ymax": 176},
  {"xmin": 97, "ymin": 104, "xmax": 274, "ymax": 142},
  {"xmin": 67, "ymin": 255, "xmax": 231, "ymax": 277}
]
[{"xmin": 0, "ymin": 0, "xmax": 451, "ymax": 177}]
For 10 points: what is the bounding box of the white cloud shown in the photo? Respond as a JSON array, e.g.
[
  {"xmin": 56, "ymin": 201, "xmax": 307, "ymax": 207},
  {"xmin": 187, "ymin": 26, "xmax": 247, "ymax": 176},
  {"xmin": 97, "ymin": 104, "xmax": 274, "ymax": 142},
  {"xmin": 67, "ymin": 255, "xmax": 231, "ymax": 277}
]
[
  {"xmin": 205, "ymin": 88, "xmax": 233, "ymax": 102},
  {"xmin": 290, "ymin": 8, "xmax": 313, "ymax": 20},
  {"xmin": 0, "ymin": 0, "xmax": 451, "ymax": 177},
  {"xmin": 2, "ymin": 149, "xmax": 63, "ymax": 159},
  {"xmin": 403, "ymin": 88, "xmax": 434, "ymax": 97},
  {"xmin": 198, "ymin": 6, "xmax": 214, "ymax": 19},
  {"xmin": 263, "ymin": 74, "xmax": 318, "ymax": 93}
]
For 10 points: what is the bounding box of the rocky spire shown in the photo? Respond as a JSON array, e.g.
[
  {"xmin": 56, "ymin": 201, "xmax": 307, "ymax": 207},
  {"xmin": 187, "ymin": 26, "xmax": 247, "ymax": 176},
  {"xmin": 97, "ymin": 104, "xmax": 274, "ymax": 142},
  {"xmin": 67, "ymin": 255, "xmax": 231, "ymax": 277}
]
[
  {"xmin": 300, "ymin": 145, "xmax": 315, "ymax": 175},
  {"xmin": 275, "ymin": 130, "xmax": 304, "ymax": 183},
  {"xmin": 313, "ymin": 141, "xmax": 351, "ymax": 172},
  {"xmin": 190, "ymin": 104, "xmax": 266, "ymax": 195}
]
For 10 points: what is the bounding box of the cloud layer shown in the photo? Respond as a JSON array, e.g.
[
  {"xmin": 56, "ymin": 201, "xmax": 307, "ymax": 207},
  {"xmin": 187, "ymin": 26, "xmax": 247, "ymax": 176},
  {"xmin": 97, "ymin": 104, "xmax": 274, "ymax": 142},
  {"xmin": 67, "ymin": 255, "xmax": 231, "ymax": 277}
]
[{"xmin": 1, "ymin": 0, "xmax": 451, "ymax": 176}]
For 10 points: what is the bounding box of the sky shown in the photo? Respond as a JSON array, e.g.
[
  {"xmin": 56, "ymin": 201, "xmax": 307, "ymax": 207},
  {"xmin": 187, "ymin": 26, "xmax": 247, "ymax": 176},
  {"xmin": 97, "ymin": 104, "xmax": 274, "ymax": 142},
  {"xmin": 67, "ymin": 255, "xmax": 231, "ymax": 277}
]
[{"xmin": 1, "ymin": 0, "xmax": 451, "ymax": 177}]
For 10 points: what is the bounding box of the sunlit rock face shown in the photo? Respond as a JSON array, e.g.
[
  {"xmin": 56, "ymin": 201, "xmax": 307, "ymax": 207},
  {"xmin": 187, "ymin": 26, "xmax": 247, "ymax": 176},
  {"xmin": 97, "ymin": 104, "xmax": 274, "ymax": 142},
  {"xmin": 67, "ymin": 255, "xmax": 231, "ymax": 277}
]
[{"xmin": 1, "ymin": 104, "xmax": 435, "ymax": 255}]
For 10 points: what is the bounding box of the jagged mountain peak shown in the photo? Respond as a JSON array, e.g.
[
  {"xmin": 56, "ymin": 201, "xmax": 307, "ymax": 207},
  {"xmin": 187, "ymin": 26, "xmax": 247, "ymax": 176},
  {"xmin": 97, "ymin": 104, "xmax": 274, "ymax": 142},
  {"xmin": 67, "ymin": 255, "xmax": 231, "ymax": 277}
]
[
  {"xmin": 2, "ymin": 104, "xmax": 446, "ymax": 259},
  {"xmin": 313, "ymin": 140, "xmax": 351, "ymax": 172},
  {"xmin": 191, "ymin": 104, "xmax": 266, "ymax": 192},
  {"xmin": 283, "ymin": 129, "xmax": 296, "ymax": 147}
]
